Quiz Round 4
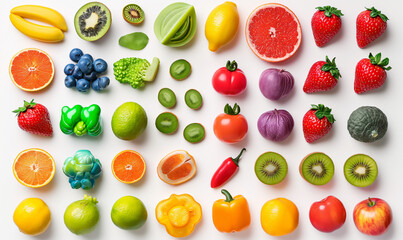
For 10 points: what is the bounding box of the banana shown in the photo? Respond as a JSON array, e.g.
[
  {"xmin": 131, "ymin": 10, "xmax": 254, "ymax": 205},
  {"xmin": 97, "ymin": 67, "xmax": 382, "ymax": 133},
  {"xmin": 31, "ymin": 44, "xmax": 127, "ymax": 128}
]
[
  {"xmin": 10, "ymin": 14, "xmax": 64, "ymax": 42},
  {"xmin": 11, "ymin": 5, "xmax": 67, "ymax": 32}
]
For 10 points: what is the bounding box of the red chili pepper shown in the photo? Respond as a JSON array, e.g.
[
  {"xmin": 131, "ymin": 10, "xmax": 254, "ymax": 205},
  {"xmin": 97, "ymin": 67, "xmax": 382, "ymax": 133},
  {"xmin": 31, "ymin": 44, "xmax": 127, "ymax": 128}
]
[{"xmin": 211, "ymin": 148, "xmax": 246, "ymax": 188}]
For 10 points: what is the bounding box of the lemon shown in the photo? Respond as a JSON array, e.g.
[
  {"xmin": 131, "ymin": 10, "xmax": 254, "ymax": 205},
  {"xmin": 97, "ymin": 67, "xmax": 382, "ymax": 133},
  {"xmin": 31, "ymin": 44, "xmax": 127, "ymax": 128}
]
[
  {"xmin": 111, "ymin": 196, "xmax": 147, "ymax": 230},
  {"xmin": 111, "ymin": 102, "xmax": 148, "ymax": 140},
  {"xmin": 205, "ymin": 1, "xmax": 239, "ymax": 52},
  {"xmin": 260, "ymin": 198, "xmax": 299, "ymax": 236},
  {"xmin": 13, "ymin": 198, "xmax": 51, "ymax": 235}
]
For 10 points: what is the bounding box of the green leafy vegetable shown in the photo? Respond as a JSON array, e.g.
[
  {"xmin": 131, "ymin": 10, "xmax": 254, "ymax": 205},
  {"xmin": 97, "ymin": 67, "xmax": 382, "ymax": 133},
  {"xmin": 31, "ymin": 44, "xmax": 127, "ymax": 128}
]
[{"xmin": 119, "ymin": 32, "xmax": 149, "ymax": 50}]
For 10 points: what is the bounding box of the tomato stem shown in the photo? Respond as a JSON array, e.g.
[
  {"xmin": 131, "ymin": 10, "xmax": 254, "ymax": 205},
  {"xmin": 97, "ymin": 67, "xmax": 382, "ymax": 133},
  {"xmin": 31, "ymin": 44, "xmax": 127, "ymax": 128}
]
[
  {"xmin": 224, "ymin": 103, "xmax": 240, "ymax": 115},
  {"xmin": 226, "ymin": 60, "xmax": 238, "ymax": 72},
  {"xmin": 221, "ymin": 189, "xmax": 234, "ymax": 202}
]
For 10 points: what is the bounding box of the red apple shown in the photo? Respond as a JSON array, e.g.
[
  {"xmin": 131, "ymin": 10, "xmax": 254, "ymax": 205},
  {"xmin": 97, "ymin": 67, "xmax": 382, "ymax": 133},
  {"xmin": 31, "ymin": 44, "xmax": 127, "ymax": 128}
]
[
  {"xmin": 353, "ymin": 197, "xmax": 392, "ymax": 236},
  {"xmin": 309, "ymin": 196, "xmax": 346, "ymax": 232}
]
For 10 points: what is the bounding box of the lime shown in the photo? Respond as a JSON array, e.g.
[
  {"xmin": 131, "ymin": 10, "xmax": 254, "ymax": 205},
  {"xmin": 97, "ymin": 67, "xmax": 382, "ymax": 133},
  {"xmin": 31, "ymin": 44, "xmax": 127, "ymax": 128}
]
[
  {"xmin": 111, "ymin": 196, "xmax": 147, "ymax": 230},
  {"xmin": 112, "ymin": 102, "xmax": 148, "ymax": 140},
  {"xmin": 64, "ymin": 195, "xmax": 99, "ymax": 235},
  {"xmin": 13, "ymin": 198, "xmax": 51, "ymax": 235}
]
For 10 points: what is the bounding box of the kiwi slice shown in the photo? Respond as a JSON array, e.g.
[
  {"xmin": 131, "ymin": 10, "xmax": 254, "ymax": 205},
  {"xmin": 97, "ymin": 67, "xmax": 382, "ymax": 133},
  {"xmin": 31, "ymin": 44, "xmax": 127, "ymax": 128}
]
[
  {"xmin": 74, "ymin": 2, "xmax": 111, "ymax": 41},
  {"xmin": 170, "ymin": 59, "xmax": 191, "ymax": 80},
  {"xmin": 183, "ymin": 123, "xmax": 205, "ymax": 143},
  {"xmin": 254, "ymin": 152, "xmax": 287, "ymax": 185},
  {"xmin": 185, "ymin": 89, "xmax": 202, "ymax": 110},
  {"xmin": 155, "ymin": 112, "xmax": 178, "ymax": 134},
  {"xmin": 158, "ymin": 88, "xmax": 176, "ymax": 108},
  {"xmin": 344, "ymin": 154, "xmax": 378, "ymax": 187},
  {"xmin": 123, "ymin": 4, "xmax": 144, "ymax": 25},
  {"xmin": 300, "ymin": 152, "xmax": 334, "ymax": 185}
]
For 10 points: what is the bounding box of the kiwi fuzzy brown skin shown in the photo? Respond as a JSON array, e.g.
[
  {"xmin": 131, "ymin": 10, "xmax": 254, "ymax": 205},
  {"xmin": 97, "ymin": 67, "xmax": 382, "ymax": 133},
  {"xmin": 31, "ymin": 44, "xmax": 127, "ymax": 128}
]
[
  {"xmin": 123, "ymin": 4, "xmax": 144, "ymax": 25},
  {"xmin": 299, "ymin": 152, "xmax": 334, "ymax": 185},
  {"xmin": 75, "ymin": 2, "xmax": 112, "ymax": 42}
]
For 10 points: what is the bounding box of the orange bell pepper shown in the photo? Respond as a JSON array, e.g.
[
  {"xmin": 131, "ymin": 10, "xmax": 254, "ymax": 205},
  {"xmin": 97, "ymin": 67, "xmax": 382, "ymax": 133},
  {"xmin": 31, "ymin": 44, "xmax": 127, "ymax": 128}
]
[
  {"xmin": 212, "ymin": 189, "xmax": 251, "ymax": 232},
  {"xmin": 155, "ymin": 194, "xmax": 202, "ymax": 238}
]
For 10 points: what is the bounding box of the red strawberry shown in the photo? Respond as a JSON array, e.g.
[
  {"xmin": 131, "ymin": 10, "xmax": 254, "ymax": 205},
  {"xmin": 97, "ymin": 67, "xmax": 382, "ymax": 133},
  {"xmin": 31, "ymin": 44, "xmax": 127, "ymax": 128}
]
[
  {"xmin": 13, "ymin": 100, "xmax": 53, "ymax": 136},
  {"xmin": 354, "ymin": 53, "xmax": 391, "ymax": 94},
  {"xmin": 356, "ymin": 7, "xmax": 388, "ymax": 48},
  {"xmin": 303, "ymin": 104, "xmax": 335, "ymax": 143},
  {"xmin": 303, "ymin": 56, "xmax": 341, "ymax": 93},
  {"xmin": 311, "ymin": 6, "xmax": 343, "ymax": 47}
]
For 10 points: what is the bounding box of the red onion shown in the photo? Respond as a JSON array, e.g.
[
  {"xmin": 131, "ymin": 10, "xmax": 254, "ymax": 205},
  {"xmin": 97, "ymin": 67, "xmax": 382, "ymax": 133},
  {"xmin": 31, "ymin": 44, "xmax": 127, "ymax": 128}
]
[
  {"xmin": 259, "ymin": 68, "xmax": 294, "ymax": 101},
  {"xmin": 257, "ymin": 109, "xmax": 294, "ymax": 142}
]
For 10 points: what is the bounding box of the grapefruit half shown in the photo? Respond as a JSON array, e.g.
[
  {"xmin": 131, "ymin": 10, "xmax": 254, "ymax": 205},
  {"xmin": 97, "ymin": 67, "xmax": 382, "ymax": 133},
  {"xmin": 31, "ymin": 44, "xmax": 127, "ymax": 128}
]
[
  {"xmin": 157, "ymin": 150, "xmax": 196, "ymax": 185},
  {"xmin": 246, "ymin": 3, "xmax": 302, "ymax": 62}
]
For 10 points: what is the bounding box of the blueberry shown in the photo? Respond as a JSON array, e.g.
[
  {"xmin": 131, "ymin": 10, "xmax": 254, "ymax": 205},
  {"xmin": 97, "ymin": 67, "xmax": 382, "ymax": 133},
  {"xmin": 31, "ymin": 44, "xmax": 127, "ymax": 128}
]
[
  {"xmin": 91, "ymin": 79, "xmax": 101, "ymax": 92},
  {"xmin": 84, "ymin": 71, "xmax": 98, "ymax": 81},
  {"xmin": 72, "ymin": 65, "xmax": 84, "ymax": 79},
  {"xmin": 93, "ymin": 59, "xmax": 108, "ymax": 73},
  {"xmin": 80, "ymin": 54, "xmax": 93, "ymax": 62},
  {"xmin": 76, "ymin": 79, "xmax": 90, "ymax": 92},
  {"xmin": 69, "ymin": 48, "xmax": 83, "ymax": 62},
  {"xmin": 65, "ymin": 75, "xmax": 76, "ymax": 88},
  {"xmin": 78, "ymin": 58, "xmax": 94, "ymax": 74},
  {"xmin": 98, "ymin": 76, "xmax": 110, "ymax": 89},
  {"xmin": 64, "ymin": 64, "xmax": 75, "ymax": 75}
]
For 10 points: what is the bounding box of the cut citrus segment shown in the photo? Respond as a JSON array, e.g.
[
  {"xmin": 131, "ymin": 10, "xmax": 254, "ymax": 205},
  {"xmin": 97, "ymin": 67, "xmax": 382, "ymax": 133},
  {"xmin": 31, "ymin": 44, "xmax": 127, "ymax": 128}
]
[
  {"xmin": 245, "ymin": 3, "xmax": 302, "ymax": 62},
  {"xmin": 13, "ymin": 148, "xmax": 55, "ymax": 188},
  {"xmin": 9, "ymin": 48, "xmax": 54, "ymax": 91},
  {"xmin": 112, "ymin": 150, "xmax": 146, "ymax": 184},
  {"xmin": 157, "ymin": 150, "xmax": 196, "ymax": 185}
]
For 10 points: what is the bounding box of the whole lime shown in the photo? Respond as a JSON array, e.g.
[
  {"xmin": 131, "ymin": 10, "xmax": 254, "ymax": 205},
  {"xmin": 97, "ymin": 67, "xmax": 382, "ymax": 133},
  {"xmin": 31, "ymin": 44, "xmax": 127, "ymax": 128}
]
[
  {"xmin": 111, "ymin": 196, "xmax": 147, "ymax": 230},
  {"xmin": 111, "ymin": 102, "xmax": 148, "ymax": 140},
  {"xmin": 64, "ymin": 195, "xmax": 99, "ymax": 235}
]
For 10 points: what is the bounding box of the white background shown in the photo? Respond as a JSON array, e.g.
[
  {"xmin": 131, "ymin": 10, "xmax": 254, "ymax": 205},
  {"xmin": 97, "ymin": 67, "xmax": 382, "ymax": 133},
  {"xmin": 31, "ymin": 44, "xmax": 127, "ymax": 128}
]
[{"xmin": 0, "ymin": 0, "xmax": 401, "ymax": 239}]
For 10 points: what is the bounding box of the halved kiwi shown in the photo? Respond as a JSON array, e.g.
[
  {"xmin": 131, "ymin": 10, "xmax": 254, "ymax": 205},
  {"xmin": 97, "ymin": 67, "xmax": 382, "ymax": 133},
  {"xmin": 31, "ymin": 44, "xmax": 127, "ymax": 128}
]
[
  {"xmin": 185, "ymin": 89, "xmax": 202, "ymax": 110},
  {"xmin": 300, "ymin": 152, "xmax": 334, "ymax": 185},
  {"xmin": 158, "ymin": 88, "xmax": 176, "ymax": 108},
  {"xmin": 123, "ymin": 4, "xmax": 144, "ymax": 25},
  {"xmin": 183, "ymin": 123, "xmax": 205, "ymax": 143},
  {"xmin": 344, "ymin": 154, "xmax": 378, "ymax": 187},
  {"xmin": 254, "ymin": 152, "xmax": 287, "ymax": 185},
  {"xmin": 170, "ymin": 59, "xmax": 191, "ymax": 80},
  {"xmin": 74, "ymin": 2, "xmax": 111, "ymax": 41},
  {"xmin": 155, "ymin": 112, "xmax": 178, "ymax": 134}
]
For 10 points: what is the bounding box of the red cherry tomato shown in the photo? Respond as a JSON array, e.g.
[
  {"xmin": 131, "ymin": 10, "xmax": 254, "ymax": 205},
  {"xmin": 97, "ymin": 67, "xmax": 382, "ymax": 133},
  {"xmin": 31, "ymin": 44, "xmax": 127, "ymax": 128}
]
[
  {"xmin": 212, "ymin": 60, "xmax": 247, "ymax": 96},
  {"xmin": 309, "ymin": 196, "xmax": 346, "ymax": 233},
  {"xmin": 213, "ymin": 103, "xmax": 248, "ymax": 143}
]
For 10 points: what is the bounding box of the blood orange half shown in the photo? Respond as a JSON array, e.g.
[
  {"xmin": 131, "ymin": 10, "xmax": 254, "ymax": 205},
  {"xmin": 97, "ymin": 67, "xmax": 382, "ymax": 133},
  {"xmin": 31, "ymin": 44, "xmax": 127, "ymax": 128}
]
[
  {"xmin": 246, "ymin": 3, "xmax": 302, "ymax": 62},
  {"xmin": 157, "ymin": 150, "xmax": 196, "ymax": 185},
  {"xmin": 13, "ymin": 148, "xmax": 55, "ymax": 188},
  {"xmin": 112, "ymin": 150, "xmax": 146, "ymax": 184},
  {"xmin": 9, "ymin": 48, "xmax": 54, "ymax": 91}
]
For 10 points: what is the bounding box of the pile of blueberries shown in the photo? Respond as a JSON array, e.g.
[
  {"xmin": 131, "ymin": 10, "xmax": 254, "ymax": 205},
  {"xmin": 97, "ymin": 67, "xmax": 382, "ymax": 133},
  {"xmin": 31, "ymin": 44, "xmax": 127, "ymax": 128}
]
[{"xmin": 64, "ymin": 48, "xmax": 110, "ymax": 92}]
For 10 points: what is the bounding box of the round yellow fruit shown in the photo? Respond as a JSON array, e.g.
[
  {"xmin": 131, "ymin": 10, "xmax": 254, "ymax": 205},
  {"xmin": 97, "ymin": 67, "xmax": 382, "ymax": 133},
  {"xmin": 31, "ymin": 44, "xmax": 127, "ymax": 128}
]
[
  {"xmin": 260, "ymin": 198, "xmax": 299, "ymax": 236},
  {"xmin": 13, "ymin": 198, "xmax": 51, "ymax": 235},
  {"xmin": 205, "ymin": 1, "xmax": 239, "ymax": 52}
]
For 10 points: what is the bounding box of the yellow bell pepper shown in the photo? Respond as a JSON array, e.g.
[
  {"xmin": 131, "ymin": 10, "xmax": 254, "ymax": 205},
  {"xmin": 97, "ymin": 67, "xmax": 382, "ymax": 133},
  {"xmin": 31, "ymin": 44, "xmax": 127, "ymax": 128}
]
[
  {"xmin": 155, "ymin": 194, "xmax": 202, "ymax": 238},
  {"xmin": 212, "ymin": 189, "xmax": 251, "ymax": 232}
]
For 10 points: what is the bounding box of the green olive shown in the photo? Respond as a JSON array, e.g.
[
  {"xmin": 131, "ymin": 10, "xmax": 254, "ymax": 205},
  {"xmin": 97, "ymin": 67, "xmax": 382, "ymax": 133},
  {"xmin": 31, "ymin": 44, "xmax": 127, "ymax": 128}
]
[
  {"xmin": 158, "ymin": 88, "xmax": 176, "ymax": 108},
  {"xmin": 184, "ymin": 89, "xmax": 202, "ymax": 110},
  {"xmin": 155, "ymin": 112, "xmax": 179, "ymax": 134},
  {"xmin": 183, "ymin": 123, "xmax": 205, "ymax": 143},
  {"xmin": 170, "ymin": 59, "xmax": 191, "ymax": 80}
]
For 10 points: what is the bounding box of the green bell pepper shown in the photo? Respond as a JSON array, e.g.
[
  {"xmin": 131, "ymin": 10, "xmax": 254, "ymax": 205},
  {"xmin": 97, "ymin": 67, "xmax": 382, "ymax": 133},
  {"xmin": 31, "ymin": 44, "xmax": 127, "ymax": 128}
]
[{"xmin": 60, "ymin": 104, "xmax": 102, "ymax": 136}]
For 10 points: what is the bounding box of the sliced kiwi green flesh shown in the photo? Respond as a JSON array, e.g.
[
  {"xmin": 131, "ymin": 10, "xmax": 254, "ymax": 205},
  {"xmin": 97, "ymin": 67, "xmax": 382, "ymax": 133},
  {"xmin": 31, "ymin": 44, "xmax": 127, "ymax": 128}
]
[
  {"xmin": 300, "ymin": 152, "xmax": 334, "ymax": 185},
  {"xmin": 119, "ymin": 32, "xmax": 149, "ymax": 50},
  {"xmin": 123, "ymin": 4, "xmax": 144, "ymax": 25},
  {"xmin": 74, "ymin": 2, "xmax": 111, "ymax": 41},
  {"xmin": 344, "ymin": 154, "xmax": 378, "ymax": 187},
  {"xmin": 185, "ymin": 89, "xmax": 202, "ymax": 110},
  {"xmin": 183, "ymin": 123, "xmax": 205, "ymax": 143},
  {"xmin": 158, "ymin": 88, "xmax": 176, "ymax": 108},
  {"xmin": 254, "ymin": 152, "xmax": 287, "ymax": 185},
  {"xmin": 170, "ymin": 59, "xmax": 191, "ymax": 80},
  {"xmin": 155, "ymin": 112, "xmax": 178, "ymax": 134}
]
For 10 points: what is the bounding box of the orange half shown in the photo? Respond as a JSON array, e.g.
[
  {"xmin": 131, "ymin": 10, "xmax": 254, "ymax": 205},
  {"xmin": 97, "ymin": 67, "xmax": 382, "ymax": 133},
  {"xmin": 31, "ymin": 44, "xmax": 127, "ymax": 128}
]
[
  {"xmin": 13, "ymin": 148, "xmax": 55, "ymax": 188},
  {"xmin": 157, "ymin": 150, "xmax": 197, "ymax": 185},
  {"xmin": 112, "ymin": 150, "xmax": 146, "ymax": 184},
  {"xmin": 9, "ymin": 48, "xmax": 54, "ymax": 91}
]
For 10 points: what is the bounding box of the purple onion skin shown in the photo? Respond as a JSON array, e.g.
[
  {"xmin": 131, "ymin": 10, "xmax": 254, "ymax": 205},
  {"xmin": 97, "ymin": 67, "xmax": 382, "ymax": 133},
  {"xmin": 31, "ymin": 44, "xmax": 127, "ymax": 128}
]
[
  {"xmin": 259, "ymin": 68, "xmax": 294, "ymax": 101},
  {"xmin": 257, "ymin": 109, "xmax": 294, "ymax": 142}
]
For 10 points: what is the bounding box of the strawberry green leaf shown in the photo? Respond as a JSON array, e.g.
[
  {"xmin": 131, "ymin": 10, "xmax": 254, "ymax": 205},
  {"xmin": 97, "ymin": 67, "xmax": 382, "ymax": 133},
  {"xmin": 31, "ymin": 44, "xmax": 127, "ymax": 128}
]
[
  {"xmin": 366, "ymin": 7, "xmax": 388, "ymax": 22},
  {"xmin": 369, "ymin": 52, "xmax": 391, "ymax": 70},
  {"xmin": 321, "ymin": 56, "xmax": 341, "ymax": 79},
  {"xmin": 13, "ymin": 99, "xmax": 37, "ymax": 116},
  {"xmin": 311, "ymin": 104, "xmax": 335, "ymax": 123},
  {"xmin": 316, "ymin": 6, "xmax": 343, "ymax": 18}
]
